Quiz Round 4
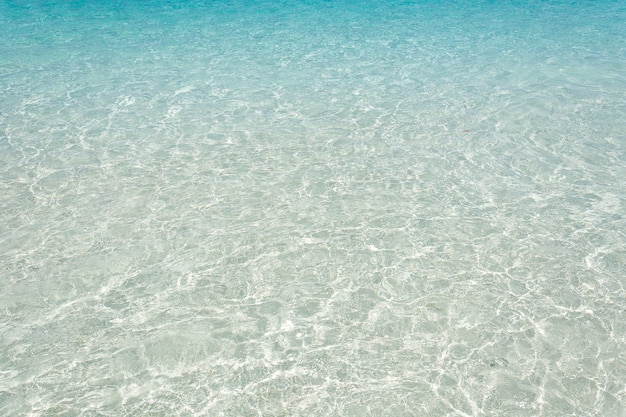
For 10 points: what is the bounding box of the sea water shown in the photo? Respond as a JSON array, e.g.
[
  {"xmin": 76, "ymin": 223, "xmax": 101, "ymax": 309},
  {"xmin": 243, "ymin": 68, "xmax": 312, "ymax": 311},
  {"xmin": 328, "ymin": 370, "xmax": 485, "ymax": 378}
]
[{"xmin": 1, "ymin": 1, "xmax": 624, "ymax": 416}]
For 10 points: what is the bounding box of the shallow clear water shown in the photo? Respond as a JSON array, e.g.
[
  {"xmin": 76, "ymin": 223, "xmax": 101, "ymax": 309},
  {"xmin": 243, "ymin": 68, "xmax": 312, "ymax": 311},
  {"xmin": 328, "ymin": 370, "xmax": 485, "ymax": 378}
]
[{"xmin": 1, "ymin": 1, "xmax": 625, "ymax": 416}]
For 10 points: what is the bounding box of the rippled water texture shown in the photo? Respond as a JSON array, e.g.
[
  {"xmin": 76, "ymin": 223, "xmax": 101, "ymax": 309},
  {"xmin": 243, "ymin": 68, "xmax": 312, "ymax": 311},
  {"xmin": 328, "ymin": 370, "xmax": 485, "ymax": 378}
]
[{"xmin": 1, "ymin": 0, "xmax": 625, "ymax": 415}]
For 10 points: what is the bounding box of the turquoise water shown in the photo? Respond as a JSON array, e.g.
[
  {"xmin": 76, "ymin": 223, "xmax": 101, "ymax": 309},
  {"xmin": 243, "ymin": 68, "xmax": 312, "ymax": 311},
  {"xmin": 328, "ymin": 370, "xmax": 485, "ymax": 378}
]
[{"xmin": 1, "ymin": 0, "xmax": 625, "ymax": 415}]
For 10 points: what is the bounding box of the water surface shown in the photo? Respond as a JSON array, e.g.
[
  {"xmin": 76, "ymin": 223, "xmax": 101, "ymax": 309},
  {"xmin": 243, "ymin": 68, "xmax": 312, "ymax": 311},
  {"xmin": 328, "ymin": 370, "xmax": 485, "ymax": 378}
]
[{"xmin": 1, "ymin": 1, "xmax": 625, "ymax": 415}]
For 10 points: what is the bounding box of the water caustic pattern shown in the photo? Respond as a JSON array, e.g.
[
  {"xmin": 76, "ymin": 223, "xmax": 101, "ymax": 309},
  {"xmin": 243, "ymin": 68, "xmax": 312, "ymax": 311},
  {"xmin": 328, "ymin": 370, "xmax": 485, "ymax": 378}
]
[{"xmin": 1, "ymin": 0, "xmax": 625, "ymax": 415}]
